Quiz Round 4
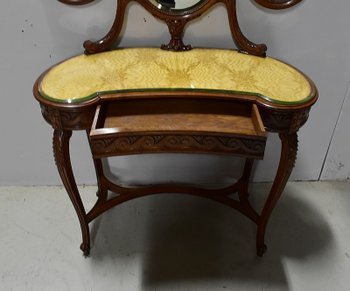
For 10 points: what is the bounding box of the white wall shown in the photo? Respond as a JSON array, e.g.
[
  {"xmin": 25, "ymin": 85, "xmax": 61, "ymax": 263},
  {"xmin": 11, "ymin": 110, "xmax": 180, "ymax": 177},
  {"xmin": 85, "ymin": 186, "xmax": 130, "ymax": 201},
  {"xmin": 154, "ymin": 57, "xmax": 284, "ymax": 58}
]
[
  {"xmin": 0, "ymin": 0, "xmax": 349, "ymax": 185},
  {"xmin": 321, "ymin": 83, "xmax": 350, "ymax": 180}
]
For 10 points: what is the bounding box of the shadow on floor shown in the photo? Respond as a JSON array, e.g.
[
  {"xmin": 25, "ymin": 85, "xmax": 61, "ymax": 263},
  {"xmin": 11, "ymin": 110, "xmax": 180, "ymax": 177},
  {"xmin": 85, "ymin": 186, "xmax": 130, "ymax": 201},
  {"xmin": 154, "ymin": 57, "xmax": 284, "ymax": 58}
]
[{"xmin": 89, "ymin": 183, "xmax": 332, "ymax": 290}]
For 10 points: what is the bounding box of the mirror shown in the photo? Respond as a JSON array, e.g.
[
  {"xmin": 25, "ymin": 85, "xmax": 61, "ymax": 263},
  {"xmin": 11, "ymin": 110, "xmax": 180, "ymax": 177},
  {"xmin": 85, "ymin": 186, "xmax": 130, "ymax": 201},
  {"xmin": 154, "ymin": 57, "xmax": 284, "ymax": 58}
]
[
  {"xmin": 254, "ymin": 0, "xmax": 303, "ymax": 9},
  {"xmin": 149, "ymin": 0, "xmax": 202, "ymax": 11}
]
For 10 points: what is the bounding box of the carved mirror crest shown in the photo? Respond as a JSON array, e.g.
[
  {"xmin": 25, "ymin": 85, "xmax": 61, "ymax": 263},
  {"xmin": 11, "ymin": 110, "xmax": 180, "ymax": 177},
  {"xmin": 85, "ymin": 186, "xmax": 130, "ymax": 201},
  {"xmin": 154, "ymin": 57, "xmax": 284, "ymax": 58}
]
[{"xmin": 58, "ymin": 0, "xmax": 303, "ymax": 55}]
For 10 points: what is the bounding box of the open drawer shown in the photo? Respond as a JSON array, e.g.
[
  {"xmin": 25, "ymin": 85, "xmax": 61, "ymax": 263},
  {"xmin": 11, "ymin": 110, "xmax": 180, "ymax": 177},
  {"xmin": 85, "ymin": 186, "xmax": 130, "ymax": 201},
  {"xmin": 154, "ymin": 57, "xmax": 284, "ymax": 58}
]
[{"xmin": 89, "ymin": 99, "xmax": 267, "ymax": 159}]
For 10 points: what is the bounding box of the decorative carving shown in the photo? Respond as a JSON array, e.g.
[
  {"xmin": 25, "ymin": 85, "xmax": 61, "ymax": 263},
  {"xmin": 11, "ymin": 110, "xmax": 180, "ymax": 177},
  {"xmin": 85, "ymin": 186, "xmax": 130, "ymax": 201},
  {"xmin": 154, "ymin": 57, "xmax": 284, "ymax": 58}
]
[
  {"xmin": 289, "ymin": 109, "xmax": 310, "ymax": 133},
  {"xmin": 90, "ymin": 134, "xmax": 266, "ymax": 158},
  {"xmin": 260, "ymin": 108, "xmax": 310, "ymax": 133},
  {"xmin": 284, "ymin": 133, "xmax": 298, "ymax": 173},
  {"xmin": 39, "ymin": 104, "xmax": 95, "ymax": 130},
  {"xmin": 83, "ymin": 0, "xmax": 129, "ymax": 54},
  {"xmin": 53, "ymin": 130, "xmax": 66, "ymax": 170},
  {"xmin": 58, "ymin": 0, "xmax": 304, "ymax": 56},
  {"xmin": 60, "ymin": 109, "xmax": 96, "ymax": 130},
  {"xmin": 260, "ymin": 110, "xmax": 291, "ymax": 132},
  {"xmin": 80, "ymin": 0, "xmax": 274, "ymax": 56},
  {"xmin": 41, "ymin": 104, "xmax": 61, "ymax": 129},
  {"xmin": 68, "ymin": 0, "xmax": 304, "ymax": 56},
  {"xmin": 161, "ymin": 19, "xmax": 192, "ymax": 51},
  {"xmin": 224, "ymin": 0, "xmax": 267, "ymax": 57},
  {"xmin": 59, "ymin": 0, "xmax": 304, "ymax": 10}
]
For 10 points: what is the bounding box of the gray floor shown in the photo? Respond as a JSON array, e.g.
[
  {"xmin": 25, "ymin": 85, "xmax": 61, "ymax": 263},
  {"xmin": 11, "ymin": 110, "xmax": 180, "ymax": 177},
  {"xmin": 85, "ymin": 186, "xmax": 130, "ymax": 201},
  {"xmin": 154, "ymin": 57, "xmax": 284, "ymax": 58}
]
[{"xmin": 0, "ymin": 181, "xmax": 349, "ymax": 291}]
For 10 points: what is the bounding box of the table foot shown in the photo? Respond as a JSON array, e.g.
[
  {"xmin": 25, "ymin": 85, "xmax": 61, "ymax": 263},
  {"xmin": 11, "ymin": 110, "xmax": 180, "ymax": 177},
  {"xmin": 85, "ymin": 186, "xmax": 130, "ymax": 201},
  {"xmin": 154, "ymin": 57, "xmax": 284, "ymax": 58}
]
[
  {"xmin": 257, "ymin": 243, "xmax": 267, "ymax": 257},
  {"xmin": 80, "ymin": 242, "xmax": 90, "ymax": 257}
]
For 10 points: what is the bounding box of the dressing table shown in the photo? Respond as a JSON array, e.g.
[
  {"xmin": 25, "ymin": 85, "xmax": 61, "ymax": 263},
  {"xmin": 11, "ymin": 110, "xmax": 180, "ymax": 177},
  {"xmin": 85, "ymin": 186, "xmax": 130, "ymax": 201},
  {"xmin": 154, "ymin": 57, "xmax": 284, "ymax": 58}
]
[{"xmin": 33, "ymin": 0, "xmax": 317, "ymax": 257}]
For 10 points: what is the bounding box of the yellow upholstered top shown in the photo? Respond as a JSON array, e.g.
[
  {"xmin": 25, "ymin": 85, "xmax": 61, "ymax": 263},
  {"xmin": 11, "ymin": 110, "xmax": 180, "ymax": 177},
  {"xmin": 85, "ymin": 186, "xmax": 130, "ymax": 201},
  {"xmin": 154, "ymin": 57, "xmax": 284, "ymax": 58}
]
[{"xmin": 39, "ymin": 48, "xmax": 313, "ymax": 104}]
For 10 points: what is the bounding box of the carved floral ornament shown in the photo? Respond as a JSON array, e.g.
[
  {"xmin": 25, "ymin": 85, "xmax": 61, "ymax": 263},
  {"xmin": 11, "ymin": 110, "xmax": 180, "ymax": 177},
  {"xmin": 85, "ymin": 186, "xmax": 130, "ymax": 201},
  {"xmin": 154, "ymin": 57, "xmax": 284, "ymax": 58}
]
[
  {"xmin": 58, "ymin": 0, "xmax": 303, "ymax": 9},
  {"xmin": 57, "ymin": 0, "xmax": 304, "ymax": 54}
]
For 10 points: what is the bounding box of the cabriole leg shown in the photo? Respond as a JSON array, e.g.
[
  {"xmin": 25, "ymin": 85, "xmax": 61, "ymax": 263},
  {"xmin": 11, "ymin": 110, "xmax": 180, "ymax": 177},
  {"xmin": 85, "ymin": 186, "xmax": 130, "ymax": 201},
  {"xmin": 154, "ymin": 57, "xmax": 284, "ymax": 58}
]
[
  {"xmin": 238, "ymin": 158, "xmax": 254, "ymax": 201},
  {"xmin": 86, "ymin": 130, "xmax": 108, "ymax": 202},
  {"xmin": 53, "ymin": 129, "xmax": 90, "ymax": 256},
  {"xmin": 256, "ymin": 132, "xmax": 298, "ymax": 256}
]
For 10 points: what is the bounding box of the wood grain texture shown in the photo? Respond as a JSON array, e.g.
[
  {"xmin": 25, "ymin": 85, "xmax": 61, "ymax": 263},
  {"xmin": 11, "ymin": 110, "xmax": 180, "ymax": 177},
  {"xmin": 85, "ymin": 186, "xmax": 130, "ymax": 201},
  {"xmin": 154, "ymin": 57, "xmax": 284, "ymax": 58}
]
[
  {"xmin": 58, "ymin": 0, "xmax": 303, "ymax": 53},
  {"xmin": 100, "ymin": 100, "xmax": 264, "ymax": 136},
  {"xmin": 89, "ymin": 100, "xmax": 266, "ymax": 158},
  {"xmin": 53, "ymin": 130, "xmax": 90, "ymax": 256},
  {"xmin": 83, "ymin": 0, "xmax": 268, "ymax": 55},
  {"xmin": 33, "ymin": 0, "xmax": 314, "ymax": 257}
]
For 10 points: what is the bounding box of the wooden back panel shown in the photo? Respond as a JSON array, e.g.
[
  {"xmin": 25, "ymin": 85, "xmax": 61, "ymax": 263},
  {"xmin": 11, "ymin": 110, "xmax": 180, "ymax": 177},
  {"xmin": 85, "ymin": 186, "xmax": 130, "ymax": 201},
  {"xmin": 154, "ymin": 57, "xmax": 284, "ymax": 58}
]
[{"xmin": 58, "ymin": 0, "xmax": 303, "ymax": 56}]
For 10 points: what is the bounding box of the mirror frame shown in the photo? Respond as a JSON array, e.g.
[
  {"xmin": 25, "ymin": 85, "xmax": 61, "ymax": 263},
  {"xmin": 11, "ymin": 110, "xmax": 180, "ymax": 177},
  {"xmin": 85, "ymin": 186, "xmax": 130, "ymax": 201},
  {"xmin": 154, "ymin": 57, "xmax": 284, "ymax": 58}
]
[
  {"xmin": 58, "ymin": 0, "xmax": 303, "ymax": 9},
  {"xmin": 58, "ymin": 0, "xmax": 304, "ymax": 55}
]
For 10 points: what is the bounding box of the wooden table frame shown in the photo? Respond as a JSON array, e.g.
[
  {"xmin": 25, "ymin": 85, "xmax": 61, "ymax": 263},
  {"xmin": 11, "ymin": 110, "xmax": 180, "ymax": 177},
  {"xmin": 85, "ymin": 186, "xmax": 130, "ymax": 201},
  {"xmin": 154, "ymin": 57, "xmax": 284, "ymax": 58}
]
[{"xmin": 34, "ymin": 0, "xmax": 317, "ymax": 257}]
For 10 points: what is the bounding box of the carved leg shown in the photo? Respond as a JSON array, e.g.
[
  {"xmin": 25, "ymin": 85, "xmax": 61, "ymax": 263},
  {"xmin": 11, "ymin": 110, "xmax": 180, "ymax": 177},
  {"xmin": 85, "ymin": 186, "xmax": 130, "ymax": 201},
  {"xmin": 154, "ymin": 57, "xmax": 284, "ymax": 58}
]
[
  {"xmin": 256, "ymin": 133, "xmax": 298, "ymax": 256},
  {"xmin": 53, "ymin": 130, "xmax": 90, "ymax": 256},
  {"xmin": 86, "ymin": 131, "xmax": 108, "ymax": 202},
  {"xmin": 238, "ymin": 158, "xmax": 254, "ymax": 201},
  {"xmin": 93, "ymin": 158, "xmax": 108, "ymax": 201}
]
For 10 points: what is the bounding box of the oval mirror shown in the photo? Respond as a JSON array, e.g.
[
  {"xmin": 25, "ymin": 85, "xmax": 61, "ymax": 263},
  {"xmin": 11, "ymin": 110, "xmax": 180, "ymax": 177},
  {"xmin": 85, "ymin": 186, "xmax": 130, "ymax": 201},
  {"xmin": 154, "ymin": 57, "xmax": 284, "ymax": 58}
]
[{"xmin": 149, "ymin": 0, "xmax": 202, "ymax": 11}]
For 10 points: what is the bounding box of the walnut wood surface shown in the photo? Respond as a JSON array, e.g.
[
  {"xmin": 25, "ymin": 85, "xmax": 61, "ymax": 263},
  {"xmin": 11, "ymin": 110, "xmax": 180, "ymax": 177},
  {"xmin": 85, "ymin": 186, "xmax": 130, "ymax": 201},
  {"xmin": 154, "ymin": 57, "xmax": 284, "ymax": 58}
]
[
  {"xmin": 33, "ymin": 0, "xmax": 313, "ymax": 257},
  {"xmin": 53, "ymin": 130, "xmax": 90, "ymax": 255},
  {"xmin": 100, "ymin": 100, "xmax": 265, "ymax": 137},
  {"xmin": 256, "ymin": 132, "xmax": 298, "ymax": 256},
  {"xmin": 82, "ymin": 0, "xmax": 269, "ymax": 55},
  {"xmin": 89, "ymin": 100, "xmax": 267, "ymax": 159},
  {"xmin": 59, "ymin": 0, "xmax": 303, "ymax": 9},
  {"xmin": 103, "ymin": 113, "xmax": 257, "ymax": 135},
  {"xmin": 80, "ymin": 0, "xmax": 303, "ymax": 54}
]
